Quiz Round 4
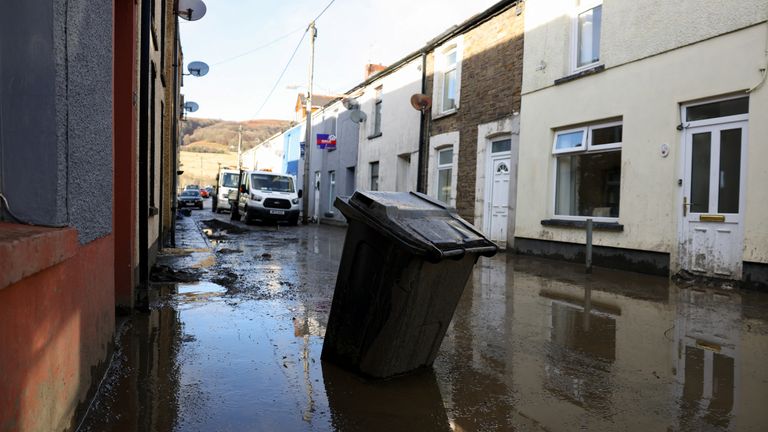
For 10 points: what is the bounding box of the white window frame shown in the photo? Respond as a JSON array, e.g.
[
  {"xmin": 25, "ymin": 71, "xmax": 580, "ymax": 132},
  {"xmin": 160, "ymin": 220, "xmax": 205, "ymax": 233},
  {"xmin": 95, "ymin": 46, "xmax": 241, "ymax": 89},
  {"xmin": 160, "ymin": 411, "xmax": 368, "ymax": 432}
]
[
  {"xmin": 371, "ymin": 86, "xmax": 383, "ymax": 137},
  {"xmin": 571, "ymin": 0, "xmax": 603, "ymax": 73},
  {"xmin": 433, "ymin": 36, "xmax": 463, "ymax": 117},
  {"xmin": 551, "ymin": 120, "xmax": 623, "ymax": 221},
  {"xmin": 436, "ymin": 147, "xmax": 454, "ymax": 205}
]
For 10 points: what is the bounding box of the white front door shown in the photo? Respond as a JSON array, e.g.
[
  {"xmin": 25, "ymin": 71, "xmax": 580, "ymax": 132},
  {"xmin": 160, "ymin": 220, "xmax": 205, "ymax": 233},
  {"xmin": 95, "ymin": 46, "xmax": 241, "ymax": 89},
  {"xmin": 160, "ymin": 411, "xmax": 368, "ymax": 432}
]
[
  {"xmin": 314, "ymin": 171, "xmax": 321, "ymax": 222},
  {"xmin": 485, "ymin": 138, "xmax": 512, "ymax": 246},
  {"xmin": 681, "ymin": 121, "xmax": 747, "ymax": 278}
]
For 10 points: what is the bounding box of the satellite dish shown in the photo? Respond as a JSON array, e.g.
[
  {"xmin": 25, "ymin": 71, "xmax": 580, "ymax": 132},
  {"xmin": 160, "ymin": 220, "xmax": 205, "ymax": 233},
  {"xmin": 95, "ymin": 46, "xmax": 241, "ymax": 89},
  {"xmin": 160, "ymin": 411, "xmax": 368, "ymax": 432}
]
[
  {"xmin": 184, "ymin": 101, "xmax": 199, "ymax": 113},
  {"xmin": 342, "ymin": 98, "xmax": 359, "ymax": 110},
  {"xmin": 177, "ymin": 0, "xmax": 207, "ymax": 21},
  {"xmin": 410, "ymin": 94, "xmax": 432, "ymax": 111},
  {"xmin": 187, "ymin": 61, "xmax": 209, "ymax": 77},
  {"xmin": 349, "ymin": 110, "xmax": 367, "ymax": 123}
]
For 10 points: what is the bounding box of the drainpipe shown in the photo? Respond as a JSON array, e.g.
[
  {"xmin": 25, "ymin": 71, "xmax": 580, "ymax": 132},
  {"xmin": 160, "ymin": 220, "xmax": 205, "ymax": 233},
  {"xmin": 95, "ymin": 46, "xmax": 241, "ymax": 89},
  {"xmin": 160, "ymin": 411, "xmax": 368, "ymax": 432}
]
[
  {"xmin": 416, "ymin": 51, "xmax": 428, "ymax": 194},
  {"xmin": 137, "ymin": 0, "xmax": 151, "ymax": 309},
  {"xmin": 170, "ymin": 18, "xmax": 180, "ymax": 247}
]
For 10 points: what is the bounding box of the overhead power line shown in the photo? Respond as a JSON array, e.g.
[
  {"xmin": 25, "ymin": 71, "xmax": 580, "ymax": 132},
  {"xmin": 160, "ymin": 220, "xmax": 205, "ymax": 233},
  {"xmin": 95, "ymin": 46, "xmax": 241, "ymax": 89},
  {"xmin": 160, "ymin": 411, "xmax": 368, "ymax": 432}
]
[
  {"xmin": 253, "ymin": 30, "xmax": 309, "ymax": 117},
  {"xmin": 251, "ymin": 0, "xmax": 338, "ymax": 118},
  {"xmin": 211, "ymin": 27, "xmax": 305, "ymax": 66}
]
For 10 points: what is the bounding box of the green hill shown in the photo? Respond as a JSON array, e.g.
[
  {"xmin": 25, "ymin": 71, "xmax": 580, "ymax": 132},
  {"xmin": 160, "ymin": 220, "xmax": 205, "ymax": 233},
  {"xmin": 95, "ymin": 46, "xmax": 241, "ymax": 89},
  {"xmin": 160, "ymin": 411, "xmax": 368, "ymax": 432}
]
[{"xmin": 181, "ymin": 118, "xmax": 293, "ymax": 152}]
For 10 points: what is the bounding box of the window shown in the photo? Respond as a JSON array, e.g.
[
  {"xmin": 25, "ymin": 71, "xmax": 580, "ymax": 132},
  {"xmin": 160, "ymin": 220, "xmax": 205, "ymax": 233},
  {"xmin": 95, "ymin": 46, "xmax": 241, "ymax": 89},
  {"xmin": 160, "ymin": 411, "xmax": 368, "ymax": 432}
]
[
  {"xmin": 573, "ymin": 0, "xmax": 602, "ymax": 71},
  {"xmin": 434, "ymin": 38, "xmax": 462, "ymax": 115},
  {"xmin": 553, "ymin": 121, "xmax": 622, "ymax": 218},
  {"xmin": 436, "ymin": 148, "xmax": 453, "ymax": 204},
  {"xmin": 328, "ymin": 171, "xmax": 336, "ymax": 211},
  {"xmin": 370, "ymin": 162, "xmax": 379, "ymax": 191},
  {"xmin": 371, "ymin": 86, "xmax": 382, "ymax": 137}
]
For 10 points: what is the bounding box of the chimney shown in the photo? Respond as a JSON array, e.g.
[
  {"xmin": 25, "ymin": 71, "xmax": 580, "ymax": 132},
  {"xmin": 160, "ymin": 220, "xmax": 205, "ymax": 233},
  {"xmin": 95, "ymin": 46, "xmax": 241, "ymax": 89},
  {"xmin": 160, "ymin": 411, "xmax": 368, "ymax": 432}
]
[{"xmin": 364, "ymin": 63, "xmax": 387, "ymax": 80}]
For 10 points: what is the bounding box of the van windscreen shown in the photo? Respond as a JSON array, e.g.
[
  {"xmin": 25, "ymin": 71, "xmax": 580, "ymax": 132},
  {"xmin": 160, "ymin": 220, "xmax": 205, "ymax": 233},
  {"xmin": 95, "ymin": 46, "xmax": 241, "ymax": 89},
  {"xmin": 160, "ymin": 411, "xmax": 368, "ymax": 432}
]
[
  {"xmin": 251, "ymin": 174, "xmax": 294, "ymax": 192},
  {"xmin": 221, "ymin": 173, "xmax": 239, "ymax": 188}
]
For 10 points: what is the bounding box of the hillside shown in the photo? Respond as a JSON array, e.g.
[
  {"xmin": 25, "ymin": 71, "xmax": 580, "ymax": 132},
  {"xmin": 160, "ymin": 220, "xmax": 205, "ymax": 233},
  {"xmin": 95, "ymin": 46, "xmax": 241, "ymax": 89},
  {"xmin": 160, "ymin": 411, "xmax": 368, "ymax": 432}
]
[{"xmin": 181, "ymin": 118, "xmax": 293, "ymax": 153}]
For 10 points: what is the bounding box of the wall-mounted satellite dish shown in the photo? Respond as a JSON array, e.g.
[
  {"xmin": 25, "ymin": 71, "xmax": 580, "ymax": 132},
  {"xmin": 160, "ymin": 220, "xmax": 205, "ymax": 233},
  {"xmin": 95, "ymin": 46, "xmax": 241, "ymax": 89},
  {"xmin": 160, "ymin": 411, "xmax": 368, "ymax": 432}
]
[
  {"xmin": 410, "ymin": 94, "xmax": 432, "ymax": 111},
  {"xmin": 349, "ymin": 110, "xmax": 367, "ymax": 124},
  {"xmin": 341, "ymin": 98, "xmax": 359, "ymax": 110},
  {"xmin": 184, "ymin": 101, "xmax": 199, "ymax": 113},
  {"xmin": 187, "ymin": 61, "xmax": 209, "ymax": 77},
  {"xmin": 177, "ymin": 0, "xmax": 207, "ymax": 21}
]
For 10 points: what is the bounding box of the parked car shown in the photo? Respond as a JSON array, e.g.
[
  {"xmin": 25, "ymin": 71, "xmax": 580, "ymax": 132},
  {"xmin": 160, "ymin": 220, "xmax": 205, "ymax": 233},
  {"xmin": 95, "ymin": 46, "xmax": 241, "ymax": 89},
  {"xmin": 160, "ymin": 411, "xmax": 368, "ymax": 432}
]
[
  {"xmin": 178, "ymin": 190, "xmax": 204, "ymax": 210},
  {"xmin": 204, "ymin": 186, "xmax": 214, "ymax": 198},
  {"xmin": 200, "ymin": 188, "xmax": 209, "ymax": 198},
  {"xmin": 185, "ymin": 184, "xmax": 200, "ymax": 191}
]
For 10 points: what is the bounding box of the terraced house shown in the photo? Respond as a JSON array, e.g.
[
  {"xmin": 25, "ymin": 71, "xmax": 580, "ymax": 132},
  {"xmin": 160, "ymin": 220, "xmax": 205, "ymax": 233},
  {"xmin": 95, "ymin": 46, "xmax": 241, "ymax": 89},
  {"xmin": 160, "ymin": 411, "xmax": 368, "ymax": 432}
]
[{"xmin": 515, "ymin": 0, "xmax": 768, "ymax": 286}]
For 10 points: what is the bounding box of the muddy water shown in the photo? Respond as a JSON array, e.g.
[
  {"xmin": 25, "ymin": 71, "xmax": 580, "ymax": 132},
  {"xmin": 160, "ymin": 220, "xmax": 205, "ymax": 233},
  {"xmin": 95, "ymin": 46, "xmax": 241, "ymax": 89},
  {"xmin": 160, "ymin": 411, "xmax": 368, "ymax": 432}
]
[{"xmin": 80, "ymin": 214, "xmax": 768, "ymax": 431}]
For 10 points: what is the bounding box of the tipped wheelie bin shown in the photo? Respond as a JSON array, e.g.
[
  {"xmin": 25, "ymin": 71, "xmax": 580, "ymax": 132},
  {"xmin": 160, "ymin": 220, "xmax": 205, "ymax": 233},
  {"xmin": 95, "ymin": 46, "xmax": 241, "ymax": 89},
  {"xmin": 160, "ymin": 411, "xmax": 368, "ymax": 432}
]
[{"xmin": 321, "ymin": 191, "xmax": 498, "ymax": 378}]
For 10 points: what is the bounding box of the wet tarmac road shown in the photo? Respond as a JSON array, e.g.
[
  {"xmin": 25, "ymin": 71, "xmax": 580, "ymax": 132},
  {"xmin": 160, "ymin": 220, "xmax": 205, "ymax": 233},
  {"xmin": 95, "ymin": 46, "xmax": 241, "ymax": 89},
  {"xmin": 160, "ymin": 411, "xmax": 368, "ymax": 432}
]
[{"xmin": 80, "ymin": 202, "xmax": 768, "ymax": 431}]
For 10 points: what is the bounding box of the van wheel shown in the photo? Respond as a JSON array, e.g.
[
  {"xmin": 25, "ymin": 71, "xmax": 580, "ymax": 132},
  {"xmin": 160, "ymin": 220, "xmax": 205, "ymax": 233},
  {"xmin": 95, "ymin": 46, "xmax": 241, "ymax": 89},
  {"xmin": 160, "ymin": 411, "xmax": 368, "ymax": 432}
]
[{"xmin": 243, "ymin": 206, "xmax": 253, "ymax": 224}]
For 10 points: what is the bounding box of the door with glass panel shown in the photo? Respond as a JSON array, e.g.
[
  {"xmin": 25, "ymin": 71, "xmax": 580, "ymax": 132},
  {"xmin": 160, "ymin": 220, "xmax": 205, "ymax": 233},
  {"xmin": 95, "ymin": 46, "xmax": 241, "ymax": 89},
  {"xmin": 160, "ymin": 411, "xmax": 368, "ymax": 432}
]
[
  {"xmin": 485, "ymin": 138, "xmax": 512, "ymax": 246},
  {"xmin": 682, "ymin": 113, "xmax": 747, "ymax": 278}
]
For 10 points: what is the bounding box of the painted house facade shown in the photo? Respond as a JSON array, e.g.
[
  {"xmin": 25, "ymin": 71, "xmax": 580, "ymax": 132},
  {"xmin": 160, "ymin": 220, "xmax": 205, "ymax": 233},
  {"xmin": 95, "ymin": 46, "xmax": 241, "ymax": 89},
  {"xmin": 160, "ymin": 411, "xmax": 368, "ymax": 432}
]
[
  {"xmin": 515, "ymin": 0, "xmax": 768, "ymax": 284},
  {"xmin": 423, "ymin": 0, "xmax": 525, "ymax": 248},
  {"xmin": 355, "ymin": 58, "xmax": 423, "ymax": 194},
  {"xmin": 305, "ymin": 101, "xmax": 360, "ymax": 224}
]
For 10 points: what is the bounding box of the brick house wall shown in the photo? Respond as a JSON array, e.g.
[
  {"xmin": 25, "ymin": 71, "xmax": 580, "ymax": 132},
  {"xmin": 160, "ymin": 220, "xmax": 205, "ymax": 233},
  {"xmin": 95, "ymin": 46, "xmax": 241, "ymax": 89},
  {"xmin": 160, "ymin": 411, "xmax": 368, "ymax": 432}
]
[{"xmin": 425, "ymin": 4, "xmax": 524, "ymax": 220}]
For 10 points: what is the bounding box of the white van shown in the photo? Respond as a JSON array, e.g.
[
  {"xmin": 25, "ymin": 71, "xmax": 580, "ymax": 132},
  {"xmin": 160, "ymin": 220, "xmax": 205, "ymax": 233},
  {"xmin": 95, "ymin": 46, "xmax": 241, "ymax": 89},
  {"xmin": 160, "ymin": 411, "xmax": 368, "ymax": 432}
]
[
  {"xmin": 212, "ymin": 168, "xmax": 240, "ymax": 213},
  {"xmin": 235, "ymin": 170, "xmax": 301, "ymax": 225}
]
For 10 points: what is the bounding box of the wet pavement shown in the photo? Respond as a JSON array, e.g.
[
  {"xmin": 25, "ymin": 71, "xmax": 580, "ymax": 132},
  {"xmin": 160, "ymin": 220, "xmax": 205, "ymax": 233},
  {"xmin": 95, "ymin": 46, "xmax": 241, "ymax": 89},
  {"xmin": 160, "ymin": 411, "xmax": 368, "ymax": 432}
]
[{"xmin": 80, "ymin": 200, "xmax": 768, "ymax": 431}]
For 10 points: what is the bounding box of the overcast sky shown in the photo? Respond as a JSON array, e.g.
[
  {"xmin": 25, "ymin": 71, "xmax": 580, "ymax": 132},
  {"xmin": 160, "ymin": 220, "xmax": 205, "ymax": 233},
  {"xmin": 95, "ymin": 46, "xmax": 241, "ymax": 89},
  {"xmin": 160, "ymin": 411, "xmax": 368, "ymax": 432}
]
[{"xmin": 179, "ymin": 0, "xmax": 500, "ymax": 121}]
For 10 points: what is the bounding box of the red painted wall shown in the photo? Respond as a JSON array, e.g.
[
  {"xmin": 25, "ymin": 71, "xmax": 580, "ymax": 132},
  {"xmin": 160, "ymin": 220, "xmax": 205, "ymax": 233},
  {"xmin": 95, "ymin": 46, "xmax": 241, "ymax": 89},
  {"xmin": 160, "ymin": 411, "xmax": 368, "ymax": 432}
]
[
  {"xmin": 113, "ymin": 0, "xmax": 138, "ymax": 308},
  {"xmin": 0, "ymin": 235, "xmax": 115, "ymax": 432}
]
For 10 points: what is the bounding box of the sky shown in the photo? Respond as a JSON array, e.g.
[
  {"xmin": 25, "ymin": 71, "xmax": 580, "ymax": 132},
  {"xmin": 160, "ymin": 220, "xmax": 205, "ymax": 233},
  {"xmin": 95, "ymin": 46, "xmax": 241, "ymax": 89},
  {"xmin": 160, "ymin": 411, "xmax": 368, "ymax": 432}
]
[{"xmin": 179, "ymin": 0, "xmax": 500, "ymax": 121}]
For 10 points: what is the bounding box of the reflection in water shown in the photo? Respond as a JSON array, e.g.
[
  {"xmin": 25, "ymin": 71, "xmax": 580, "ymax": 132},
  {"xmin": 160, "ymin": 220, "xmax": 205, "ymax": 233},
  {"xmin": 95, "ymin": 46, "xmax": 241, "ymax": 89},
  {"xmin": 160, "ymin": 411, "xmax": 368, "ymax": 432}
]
[
  {"xmin": 80, "ymin": 227, "xmax": 768, "ymax": 431},
  {"xmin": 322, "ymin": 362, "xmax": 450, "ymax": 431},
  {"xmin": 674, "ymin": 289, "xmax": 740, "ymax": 430}
]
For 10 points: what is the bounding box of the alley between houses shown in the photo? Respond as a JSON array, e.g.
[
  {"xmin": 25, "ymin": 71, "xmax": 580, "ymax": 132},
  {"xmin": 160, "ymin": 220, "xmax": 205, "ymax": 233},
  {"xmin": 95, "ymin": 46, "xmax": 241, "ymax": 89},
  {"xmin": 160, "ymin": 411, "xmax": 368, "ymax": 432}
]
[{"xmin": 78, "ymin": 202, "xmax": 768, "ymax": 432}]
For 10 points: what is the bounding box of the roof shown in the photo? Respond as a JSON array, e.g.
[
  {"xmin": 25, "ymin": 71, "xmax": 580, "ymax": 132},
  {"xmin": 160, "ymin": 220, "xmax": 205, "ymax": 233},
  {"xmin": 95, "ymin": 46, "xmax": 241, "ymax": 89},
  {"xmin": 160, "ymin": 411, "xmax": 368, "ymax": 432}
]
[{"xmin": 296, "ymin": 94, "xmax": 338, "ymax": 111}]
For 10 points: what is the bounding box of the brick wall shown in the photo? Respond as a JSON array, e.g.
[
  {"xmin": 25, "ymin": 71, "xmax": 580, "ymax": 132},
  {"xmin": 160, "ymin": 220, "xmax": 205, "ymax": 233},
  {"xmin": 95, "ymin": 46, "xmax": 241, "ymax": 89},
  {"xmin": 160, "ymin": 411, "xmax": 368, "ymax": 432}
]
[{"xmin": 426, "ymin": 5, "xmax": 524, "ymax": 220}]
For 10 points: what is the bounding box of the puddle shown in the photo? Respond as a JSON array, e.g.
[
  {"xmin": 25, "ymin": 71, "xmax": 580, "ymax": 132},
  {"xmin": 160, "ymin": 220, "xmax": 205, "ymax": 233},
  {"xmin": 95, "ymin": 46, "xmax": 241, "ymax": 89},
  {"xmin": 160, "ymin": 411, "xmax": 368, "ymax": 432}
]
[{"xmin": 80, "ymin": 218, "xmax": 768, "ymax": 431}]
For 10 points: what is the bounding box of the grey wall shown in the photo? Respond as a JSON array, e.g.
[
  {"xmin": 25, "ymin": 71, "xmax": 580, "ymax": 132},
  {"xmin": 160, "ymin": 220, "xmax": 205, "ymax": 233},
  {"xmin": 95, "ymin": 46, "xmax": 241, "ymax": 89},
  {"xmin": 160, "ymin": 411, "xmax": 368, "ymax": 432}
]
[
  {"xmin": 309, "ymin": 110, "xmax": 360, "ymax": 223},
  {"xmin": 0, "ymin": 0, "xmax": 113, "ymax": 244}
]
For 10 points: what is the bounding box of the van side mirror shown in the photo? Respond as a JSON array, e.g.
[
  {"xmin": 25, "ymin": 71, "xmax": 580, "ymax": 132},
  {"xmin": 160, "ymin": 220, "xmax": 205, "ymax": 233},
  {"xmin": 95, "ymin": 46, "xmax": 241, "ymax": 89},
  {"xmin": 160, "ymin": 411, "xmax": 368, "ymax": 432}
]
[
  {"xmin": 298, "ymin": 189, "xmax": 303, "ymax": 198},
  {"xmin": 239, "ymin": 185, "xmax": 246, "ymax": 193}
]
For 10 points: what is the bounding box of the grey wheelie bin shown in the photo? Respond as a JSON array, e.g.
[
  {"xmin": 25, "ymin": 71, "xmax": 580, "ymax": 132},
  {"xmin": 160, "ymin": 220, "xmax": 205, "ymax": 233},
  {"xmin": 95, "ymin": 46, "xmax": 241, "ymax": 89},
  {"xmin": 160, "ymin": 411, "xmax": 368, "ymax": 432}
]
[{"xmin": 321, "ymin": 191, "xmax": 498, "ymax": 378}]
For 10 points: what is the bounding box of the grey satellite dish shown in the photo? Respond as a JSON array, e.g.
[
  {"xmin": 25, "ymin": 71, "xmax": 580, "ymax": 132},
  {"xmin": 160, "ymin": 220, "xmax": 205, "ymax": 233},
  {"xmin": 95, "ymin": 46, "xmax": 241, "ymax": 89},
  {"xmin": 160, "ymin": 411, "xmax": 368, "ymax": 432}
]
[
  {"xmin": 184, "ymin": 101, "xmax": 199, "ymax": 113},
  {"xmin": 342, "ymin": 98, "xmax": 359, "ymax": 110},
  {"xmin": 187, "ymin": 61, "xmax": 209, "ymax": 77},
  {"xmin": 178, "ymin": 0, "xmax": 207, "ymax": 21},
  {"xmin": 349, "ymin": 109, "xmax": 367, "ymax": 123}
]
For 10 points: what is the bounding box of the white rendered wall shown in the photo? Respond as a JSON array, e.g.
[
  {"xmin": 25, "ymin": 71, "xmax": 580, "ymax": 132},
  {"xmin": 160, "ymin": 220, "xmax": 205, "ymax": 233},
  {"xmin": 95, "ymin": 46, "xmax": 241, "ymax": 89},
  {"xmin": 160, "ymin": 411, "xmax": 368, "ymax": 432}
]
[
  {"xmin": 356, "ymin": 58, "xmax": 422, "ymax": 192},
  {"xmin": 516, "ymin": 24, "xmax": 768, "ymax": 267}
]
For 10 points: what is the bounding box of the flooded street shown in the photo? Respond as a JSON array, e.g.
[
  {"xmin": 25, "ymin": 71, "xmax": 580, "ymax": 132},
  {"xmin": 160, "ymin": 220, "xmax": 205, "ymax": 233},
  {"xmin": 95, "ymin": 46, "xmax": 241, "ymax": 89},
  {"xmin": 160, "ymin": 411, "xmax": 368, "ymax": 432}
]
[{"xmin": 80, "ymin": 204, "xmax": 768, "ymax": 431}]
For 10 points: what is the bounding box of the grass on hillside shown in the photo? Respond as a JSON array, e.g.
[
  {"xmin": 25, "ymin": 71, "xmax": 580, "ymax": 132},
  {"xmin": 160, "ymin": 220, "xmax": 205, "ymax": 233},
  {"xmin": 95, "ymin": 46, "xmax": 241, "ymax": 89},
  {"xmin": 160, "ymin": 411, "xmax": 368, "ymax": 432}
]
[{"xmin": 179, "ymin": 151, "xmax": 239, "ymax": 191}]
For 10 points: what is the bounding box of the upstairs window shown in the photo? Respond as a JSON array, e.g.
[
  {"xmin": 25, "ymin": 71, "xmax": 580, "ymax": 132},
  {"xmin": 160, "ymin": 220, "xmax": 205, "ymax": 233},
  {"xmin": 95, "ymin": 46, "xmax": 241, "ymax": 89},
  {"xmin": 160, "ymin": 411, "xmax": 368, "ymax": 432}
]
[
  {"xmin": 573, "ymin": 0, "xmax": 602, "ymax": 71},
  {"xmin": 433, "ymin": 37, "xmax": 463, "ymax": 115},
  {"xmin": 371, "ymin": 86, "xmax": 383, "ymax": 137}
]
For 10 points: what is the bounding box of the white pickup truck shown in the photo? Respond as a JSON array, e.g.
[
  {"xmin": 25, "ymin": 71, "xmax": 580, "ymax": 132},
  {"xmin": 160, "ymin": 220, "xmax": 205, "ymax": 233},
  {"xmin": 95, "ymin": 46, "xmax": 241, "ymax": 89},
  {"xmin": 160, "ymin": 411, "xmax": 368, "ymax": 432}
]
[{"xmin": 232, "ymin": 170, "xmax": 301, "ymax": 225}]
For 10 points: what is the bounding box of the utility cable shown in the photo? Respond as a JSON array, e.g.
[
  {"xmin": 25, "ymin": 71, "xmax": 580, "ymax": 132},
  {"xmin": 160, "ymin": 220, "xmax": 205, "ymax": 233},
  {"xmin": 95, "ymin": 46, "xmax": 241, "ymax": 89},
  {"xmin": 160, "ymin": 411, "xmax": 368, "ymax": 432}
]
[
  {"xmin": 253, "ymin": 30, "xmax": 308, "ymax": 117},
  {"xmin": 313, "ymin": 0, "xmax": 337, "ymax": 22},
  {"xmin": 211, "ymin": 26, "xmax": 305, "ymax": 67}
]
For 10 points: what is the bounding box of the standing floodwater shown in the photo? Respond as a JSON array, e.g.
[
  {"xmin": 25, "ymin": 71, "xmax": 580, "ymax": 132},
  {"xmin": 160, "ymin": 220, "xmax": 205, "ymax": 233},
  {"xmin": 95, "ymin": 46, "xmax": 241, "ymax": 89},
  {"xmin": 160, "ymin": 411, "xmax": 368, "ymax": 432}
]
[{"xmin": 79, "ymin": 201, "xmax": 768, "ymax": 431}]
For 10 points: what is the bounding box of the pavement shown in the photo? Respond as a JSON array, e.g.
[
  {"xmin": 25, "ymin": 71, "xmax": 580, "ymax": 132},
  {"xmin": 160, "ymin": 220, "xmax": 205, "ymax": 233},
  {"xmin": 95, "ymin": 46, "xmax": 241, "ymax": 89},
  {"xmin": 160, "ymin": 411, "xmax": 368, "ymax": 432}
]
[{"xmin": 79, "ymin": 199, "xmax": 768, "ymax": 432}]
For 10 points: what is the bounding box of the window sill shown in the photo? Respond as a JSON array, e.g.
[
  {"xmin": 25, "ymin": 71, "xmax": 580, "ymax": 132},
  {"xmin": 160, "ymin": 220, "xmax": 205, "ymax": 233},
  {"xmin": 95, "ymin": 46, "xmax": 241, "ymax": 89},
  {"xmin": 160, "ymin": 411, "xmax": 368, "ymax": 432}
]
[
  {"xmin": 540, "ymin": 218, "xmax": 623, "ymax": 231},
  {"xmin": 367, "ymin": 133, "xmax": 383, "ymax": 140},
  {"xmin": 554, "ymin": 64, "xmax": 605, "ymax": 86},
  {"xmin": 0, "ymin": 222, "xmax": 78, "ymax": 290},
  {"xmin": 432, "ymin": 108, "xmax": 458, "ymax": 121}
]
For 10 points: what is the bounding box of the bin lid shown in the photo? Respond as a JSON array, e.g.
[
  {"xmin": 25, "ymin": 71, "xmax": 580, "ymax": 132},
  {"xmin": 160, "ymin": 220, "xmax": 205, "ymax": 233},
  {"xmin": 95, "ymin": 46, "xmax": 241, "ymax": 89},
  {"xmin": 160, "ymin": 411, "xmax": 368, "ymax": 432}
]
[{"xmin": 335, "ymin": 191, "xmax": 497, "ymax": 261}]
